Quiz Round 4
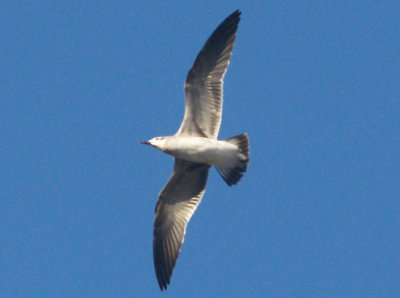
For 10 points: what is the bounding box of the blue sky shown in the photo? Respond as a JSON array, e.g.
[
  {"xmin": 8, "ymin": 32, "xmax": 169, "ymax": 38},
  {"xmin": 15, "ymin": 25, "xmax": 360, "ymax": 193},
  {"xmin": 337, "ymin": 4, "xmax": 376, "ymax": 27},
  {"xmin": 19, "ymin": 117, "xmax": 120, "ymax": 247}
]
[{"xmin": 1, "ymin": 1, "xmax": 399, "ymax": 297}]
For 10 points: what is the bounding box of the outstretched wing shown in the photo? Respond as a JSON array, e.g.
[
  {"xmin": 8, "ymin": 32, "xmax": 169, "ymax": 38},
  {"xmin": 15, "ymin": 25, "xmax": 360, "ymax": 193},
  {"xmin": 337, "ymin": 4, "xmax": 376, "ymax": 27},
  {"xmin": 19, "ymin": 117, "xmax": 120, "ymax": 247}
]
[
  {"xmin": 176, "ymin": 10, "xmax": 241, "ymax": 139},
  {"xmin": 153, "ymin": 158, "xmax": 210, "ymax": 290}
]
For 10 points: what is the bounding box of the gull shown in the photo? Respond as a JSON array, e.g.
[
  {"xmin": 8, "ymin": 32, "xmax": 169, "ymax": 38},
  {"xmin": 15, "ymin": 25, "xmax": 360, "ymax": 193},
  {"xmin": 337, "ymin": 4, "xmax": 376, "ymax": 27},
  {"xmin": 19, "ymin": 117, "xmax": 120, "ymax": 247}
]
[{"xmin": 140, "ymin": 10, "xmax": 249, "ymax": 290}]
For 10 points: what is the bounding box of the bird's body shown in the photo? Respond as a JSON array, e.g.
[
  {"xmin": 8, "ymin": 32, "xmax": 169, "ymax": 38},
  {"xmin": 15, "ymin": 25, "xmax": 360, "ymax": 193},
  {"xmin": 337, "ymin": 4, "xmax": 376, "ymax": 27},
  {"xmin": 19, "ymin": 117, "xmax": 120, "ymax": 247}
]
[
  {"xmin": 140, "ymin": 10, "xmax": 249, "ymax": 290},
  {"xmin": 146, "ymin": 135, "xmax": 246, "ymax": 168}
]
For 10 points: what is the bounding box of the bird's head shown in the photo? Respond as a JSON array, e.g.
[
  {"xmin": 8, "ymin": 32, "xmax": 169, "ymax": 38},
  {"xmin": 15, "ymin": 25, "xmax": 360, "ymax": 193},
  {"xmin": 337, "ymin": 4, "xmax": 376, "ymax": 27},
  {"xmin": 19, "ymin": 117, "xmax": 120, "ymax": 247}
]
[{"xmin": 140, "ymin": 136, "xmax": 167, "ymax": 151}]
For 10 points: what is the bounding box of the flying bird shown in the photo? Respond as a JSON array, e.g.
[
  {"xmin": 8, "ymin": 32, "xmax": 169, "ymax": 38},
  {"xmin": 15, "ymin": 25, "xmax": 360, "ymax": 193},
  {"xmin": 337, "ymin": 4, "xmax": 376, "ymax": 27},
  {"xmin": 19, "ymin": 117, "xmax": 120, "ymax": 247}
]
[{"xmin": 141, "ymin": 10, "xmax": 249, "ymax": 290}]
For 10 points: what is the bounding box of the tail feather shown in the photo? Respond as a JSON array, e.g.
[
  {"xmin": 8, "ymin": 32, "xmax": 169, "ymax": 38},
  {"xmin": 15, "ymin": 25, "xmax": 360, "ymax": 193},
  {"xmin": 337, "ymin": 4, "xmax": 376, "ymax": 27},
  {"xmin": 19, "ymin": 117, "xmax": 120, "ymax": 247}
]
[{"xmin": 216, "ymin": 133, "xmax": 249, "ymax": 186}]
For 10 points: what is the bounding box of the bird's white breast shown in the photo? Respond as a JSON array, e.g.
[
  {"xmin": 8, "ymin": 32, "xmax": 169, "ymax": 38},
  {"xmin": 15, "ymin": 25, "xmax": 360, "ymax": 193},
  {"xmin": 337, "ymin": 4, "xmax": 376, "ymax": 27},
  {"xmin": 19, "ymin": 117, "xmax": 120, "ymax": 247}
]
[{"xmin": 165, "ymin": 136, "xmax": 239, "ymax": 167}]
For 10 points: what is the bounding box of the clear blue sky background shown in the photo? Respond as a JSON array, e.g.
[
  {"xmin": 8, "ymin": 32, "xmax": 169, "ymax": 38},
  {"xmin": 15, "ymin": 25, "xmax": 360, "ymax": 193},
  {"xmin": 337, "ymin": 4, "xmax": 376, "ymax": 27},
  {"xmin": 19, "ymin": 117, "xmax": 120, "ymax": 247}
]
[{"xmin": 1, "ymin": 1, "xmax": 399, "ymax": 297}]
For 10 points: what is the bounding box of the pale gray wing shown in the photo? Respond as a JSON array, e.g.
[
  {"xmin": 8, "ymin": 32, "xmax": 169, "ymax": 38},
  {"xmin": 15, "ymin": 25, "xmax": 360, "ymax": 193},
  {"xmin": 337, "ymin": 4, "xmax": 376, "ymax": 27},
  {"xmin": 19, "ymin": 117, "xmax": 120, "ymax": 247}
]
[
  {"xmin": 176, "ymin": 10, "xmax": 241, "ymax": 139},
  {"xmin": 153, "ymin": 158, "xmax": 210, "ymax": 290}
]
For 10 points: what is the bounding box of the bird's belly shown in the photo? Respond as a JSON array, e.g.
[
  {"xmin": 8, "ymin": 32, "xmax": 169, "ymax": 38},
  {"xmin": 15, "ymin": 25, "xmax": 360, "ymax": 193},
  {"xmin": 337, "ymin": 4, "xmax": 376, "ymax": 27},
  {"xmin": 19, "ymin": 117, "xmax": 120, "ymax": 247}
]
[{"xmin": 168, "ymin": 138, "xmax": 238, "ymax": 166}]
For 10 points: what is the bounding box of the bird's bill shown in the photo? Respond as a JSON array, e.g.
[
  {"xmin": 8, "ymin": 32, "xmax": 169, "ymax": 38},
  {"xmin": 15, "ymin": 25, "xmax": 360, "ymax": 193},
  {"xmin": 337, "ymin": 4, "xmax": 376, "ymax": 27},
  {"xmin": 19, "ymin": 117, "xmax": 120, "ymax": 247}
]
[{"xmin": 140, "ymin": 140, "xmax": 150, "ymax": 145}]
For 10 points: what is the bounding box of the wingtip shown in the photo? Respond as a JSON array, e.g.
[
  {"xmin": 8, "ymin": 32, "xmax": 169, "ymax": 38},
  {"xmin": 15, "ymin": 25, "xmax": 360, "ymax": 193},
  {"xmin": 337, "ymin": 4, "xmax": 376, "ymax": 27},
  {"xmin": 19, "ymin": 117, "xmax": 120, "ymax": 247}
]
[
  {"xmin": 158, "ymin": 280, "xmax": 169, "ymax": 291},
  {"xmin": 230, "ymin": 9, "xmax": 242, "ymax": 21},
  {"xmin": 155, "ymin": 262, "xmax": 171, "ymax": 291},
  {"xmin": 233, "ymin": 9, "xmax": 241, "ymax": 16},
  {"xmin": 216, "ymin": 10, "xmax": 241, "ymax": 31}
]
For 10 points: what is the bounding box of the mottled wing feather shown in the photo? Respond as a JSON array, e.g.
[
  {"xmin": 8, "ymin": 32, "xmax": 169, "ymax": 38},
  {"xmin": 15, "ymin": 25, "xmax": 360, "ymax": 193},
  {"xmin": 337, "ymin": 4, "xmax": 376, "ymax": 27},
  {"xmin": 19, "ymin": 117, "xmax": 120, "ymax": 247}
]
[
  {"xmin": 153, "ymin": 158, "xmax": 210, "ymax": 290},
  {"xmin": 176, "ymin": 10, "xmax": 241, "ymax": 139}
]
